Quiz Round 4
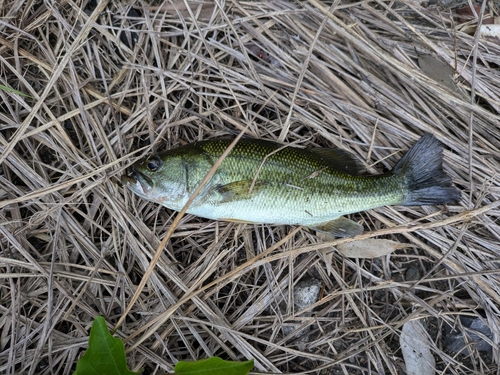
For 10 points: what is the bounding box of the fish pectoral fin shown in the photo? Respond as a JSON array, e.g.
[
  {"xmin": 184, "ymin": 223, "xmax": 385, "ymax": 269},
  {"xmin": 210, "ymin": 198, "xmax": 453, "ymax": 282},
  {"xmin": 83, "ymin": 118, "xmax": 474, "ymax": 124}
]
[
  {"xmin": 311, "ymin": 217, "xmax": 364, "ymax": 238},
  {"xmin": 214, "ymin": 180, "xmax": 267, "ymax": 203}
]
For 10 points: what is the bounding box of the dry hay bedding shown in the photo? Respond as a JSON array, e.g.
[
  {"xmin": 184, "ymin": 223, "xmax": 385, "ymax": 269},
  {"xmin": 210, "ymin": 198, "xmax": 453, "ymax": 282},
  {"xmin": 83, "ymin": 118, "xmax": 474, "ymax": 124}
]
[{"xmin": 0, "ymin": 0, "xmax": 499, "ymax": 374}]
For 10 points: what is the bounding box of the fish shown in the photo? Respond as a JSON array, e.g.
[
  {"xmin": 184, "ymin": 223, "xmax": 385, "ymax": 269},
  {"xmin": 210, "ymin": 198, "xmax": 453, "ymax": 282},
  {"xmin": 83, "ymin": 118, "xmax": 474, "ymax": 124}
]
[{"xmin": 121, "ymin": 133, "xmax": 460, "ymax": 237}]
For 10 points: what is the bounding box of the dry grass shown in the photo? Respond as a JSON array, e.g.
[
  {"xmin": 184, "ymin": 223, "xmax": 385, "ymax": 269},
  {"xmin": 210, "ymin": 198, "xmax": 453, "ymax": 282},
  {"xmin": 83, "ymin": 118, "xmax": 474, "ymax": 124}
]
[{"xmin": 1, "ymin": 0, "xmax": 500, "ymax": 374}]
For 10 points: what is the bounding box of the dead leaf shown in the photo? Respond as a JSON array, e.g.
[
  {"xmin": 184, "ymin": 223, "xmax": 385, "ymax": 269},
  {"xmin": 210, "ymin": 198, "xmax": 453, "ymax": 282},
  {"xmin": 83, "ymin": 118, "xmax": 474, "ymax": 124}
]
[
  {"xmin": 400, "ymin": 320, "xmax": 436, "ymax": 375},
  {"xmin": 418, "ymin": 55, "xmax": 459, "ymax": 94},
  {"xmin": 319, "ymin": 248, "xmax": 334, "ymax": 275},
  {"xmin": 456, "ymin": 4, "xmax": 493, "ymax": 24},
  {"xmin": 336, "ymin": 239, "xmax": 406, "ymax": 259},
  {"xmin": 479, "ymin": 24, "xmax": 500, "ymax": 46}
]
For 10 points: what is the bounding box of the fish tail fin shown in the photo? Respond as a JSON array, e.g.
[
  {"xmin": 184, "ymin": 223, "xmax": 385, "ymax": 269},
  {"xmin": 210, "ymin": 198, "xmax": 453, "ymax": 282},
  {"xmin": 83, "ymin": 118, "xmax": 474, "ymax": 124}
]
[{"xmin": 394, "ymin": 133, "xmax": 460, "ymax": 206}]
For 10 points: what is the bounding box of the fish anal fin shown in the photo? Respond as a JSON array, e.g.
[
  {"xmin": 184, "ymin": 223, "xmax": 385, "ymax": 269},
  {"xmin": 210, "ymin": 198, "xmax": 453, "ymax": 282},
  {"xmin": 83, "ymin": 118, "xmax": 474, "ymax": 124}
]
[
  {"xmin": 311, "ymin": 217, "xmax": 364, "ymax": 238},
  {"xmin": 214, "ymin": 180, "xmax": 267, "ymax": 203},
  {"xmin": 310, "ymin": 148, "xmax": 364, "ymax": 175}
]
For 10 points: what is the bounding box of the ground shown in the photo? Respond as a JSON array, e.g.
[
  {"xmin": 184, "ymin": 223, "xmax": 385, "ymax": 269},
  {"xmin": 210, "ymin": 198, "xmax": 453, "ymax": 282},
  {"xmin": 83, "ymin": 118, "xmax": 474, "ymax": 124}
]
[{"xmin": 0, "ymin": 0, "xmax": 499, "ymax": 374}]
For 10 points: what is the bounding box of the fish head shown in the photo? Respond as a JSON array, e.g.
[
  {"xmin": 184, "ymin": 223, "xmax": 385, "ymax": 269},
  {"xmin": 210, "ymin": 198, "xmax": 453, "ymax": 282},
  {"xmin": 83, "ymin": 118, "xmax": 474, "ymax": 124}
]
[{"xmin": 121, "ymin": 153, "xmax": 188, "ymax": 208}]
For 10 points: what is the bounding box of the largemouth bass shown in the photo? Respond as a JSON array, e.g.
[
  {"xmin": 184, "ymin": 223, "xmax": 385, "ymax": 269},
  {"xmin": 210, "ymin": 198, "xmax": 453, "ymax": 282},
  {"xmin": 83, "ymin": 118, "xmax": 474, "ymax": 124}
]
[{"xmin": 121, "ymin": 134, "xmax": 460, "ymax": 237}]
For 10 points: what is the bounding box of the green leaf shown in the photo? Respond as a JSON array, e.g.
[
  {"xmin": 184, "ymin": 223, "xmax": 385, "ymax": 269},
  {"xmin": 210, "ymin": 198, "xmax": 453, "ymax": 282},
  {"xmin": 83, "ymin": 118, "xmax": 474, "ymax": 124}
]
[
  {"xmin": 74, "ymin": 316, "xmax": 139, "ymax": 375},
  {"xmin": 174, "ymin": 357, "xmax": 253, "ymax": 375},
  {"xmin": 0, "ymin": 84, "xmax": 31, "ymax": 98}
]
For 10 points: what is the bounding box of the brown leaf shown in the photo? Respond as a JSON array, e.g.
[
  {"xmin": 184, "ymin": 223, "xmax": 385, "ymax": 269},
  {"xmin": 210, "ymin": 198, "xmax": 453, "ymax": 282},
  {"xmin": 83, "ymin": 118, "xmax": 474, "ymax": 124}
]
[
  {"xmin": 418, "ymin": 55, "xmax": 459, "ymax": 93},
  {"xmin": 456, "ymin": 4, "xmax": 493, "ymax": 24},
  {"xmin": 336, "ymin": 239, "xmax": 407, "ymax": 259}
]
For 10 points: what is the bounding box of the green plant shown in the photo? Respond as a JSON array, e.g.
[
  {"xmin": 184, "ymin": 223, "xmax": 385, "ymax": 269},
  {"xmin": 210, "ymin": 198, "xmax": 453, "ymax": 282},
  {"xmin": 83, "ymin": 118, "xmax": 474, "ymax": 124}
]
[{"xmin": 74, "ymin": 317, "xmax": 254, "ymax": 375}]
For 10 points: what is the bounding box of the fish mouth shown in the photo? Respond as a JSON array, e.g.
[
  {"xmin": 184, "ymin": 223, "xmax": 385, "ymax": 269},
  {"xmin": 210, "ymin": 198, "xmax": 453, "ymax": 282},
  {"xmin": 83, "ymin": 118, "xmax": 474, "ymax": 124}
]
[{"xmin": 121, "ymin": 166, "xmax": 154, "ymax": 194}]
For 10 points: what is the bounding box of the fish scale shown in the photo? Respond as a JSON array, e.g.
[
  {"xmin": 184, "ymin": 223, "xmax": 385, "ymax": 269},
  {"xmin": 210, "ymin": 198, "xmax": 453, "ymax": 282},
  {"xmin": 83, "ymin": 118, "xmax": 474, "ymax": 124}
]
[
  {"xmin": 192, "ymin": 139, "xmax": 405, "ymax": 222},
  {"xmin": 122, "ymin": 134, "xmax": 460, "ymax": 237}
]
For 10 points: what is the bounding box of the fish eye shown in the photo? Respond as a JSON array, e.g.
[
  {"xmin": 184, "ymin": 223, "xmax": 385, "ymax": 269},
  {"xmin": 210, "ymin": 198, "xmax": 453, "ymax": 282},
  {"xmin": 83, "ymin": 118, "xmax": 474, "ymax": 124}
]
[{"xmin": 146, "ymin": 156, "xmax": 162, "ymax": 172}]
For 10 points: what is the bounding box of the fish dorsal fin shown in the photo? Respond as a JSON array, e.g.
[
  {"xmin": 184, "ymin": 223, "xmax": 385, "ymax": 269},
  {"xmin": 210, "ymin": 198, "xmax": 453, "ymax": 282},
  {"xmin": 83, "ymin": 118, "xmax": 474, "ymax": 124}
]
[
  {"xmin": 311, "ymin": 217, "xmax": 364, "ymax": 238},
  {"xmin": 309, "ymin": 147, "xmax": 364, "ymax": 175},
  {"xmin": 213, "ymin": 180, "xmax": 268, "ymax": 203}
]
